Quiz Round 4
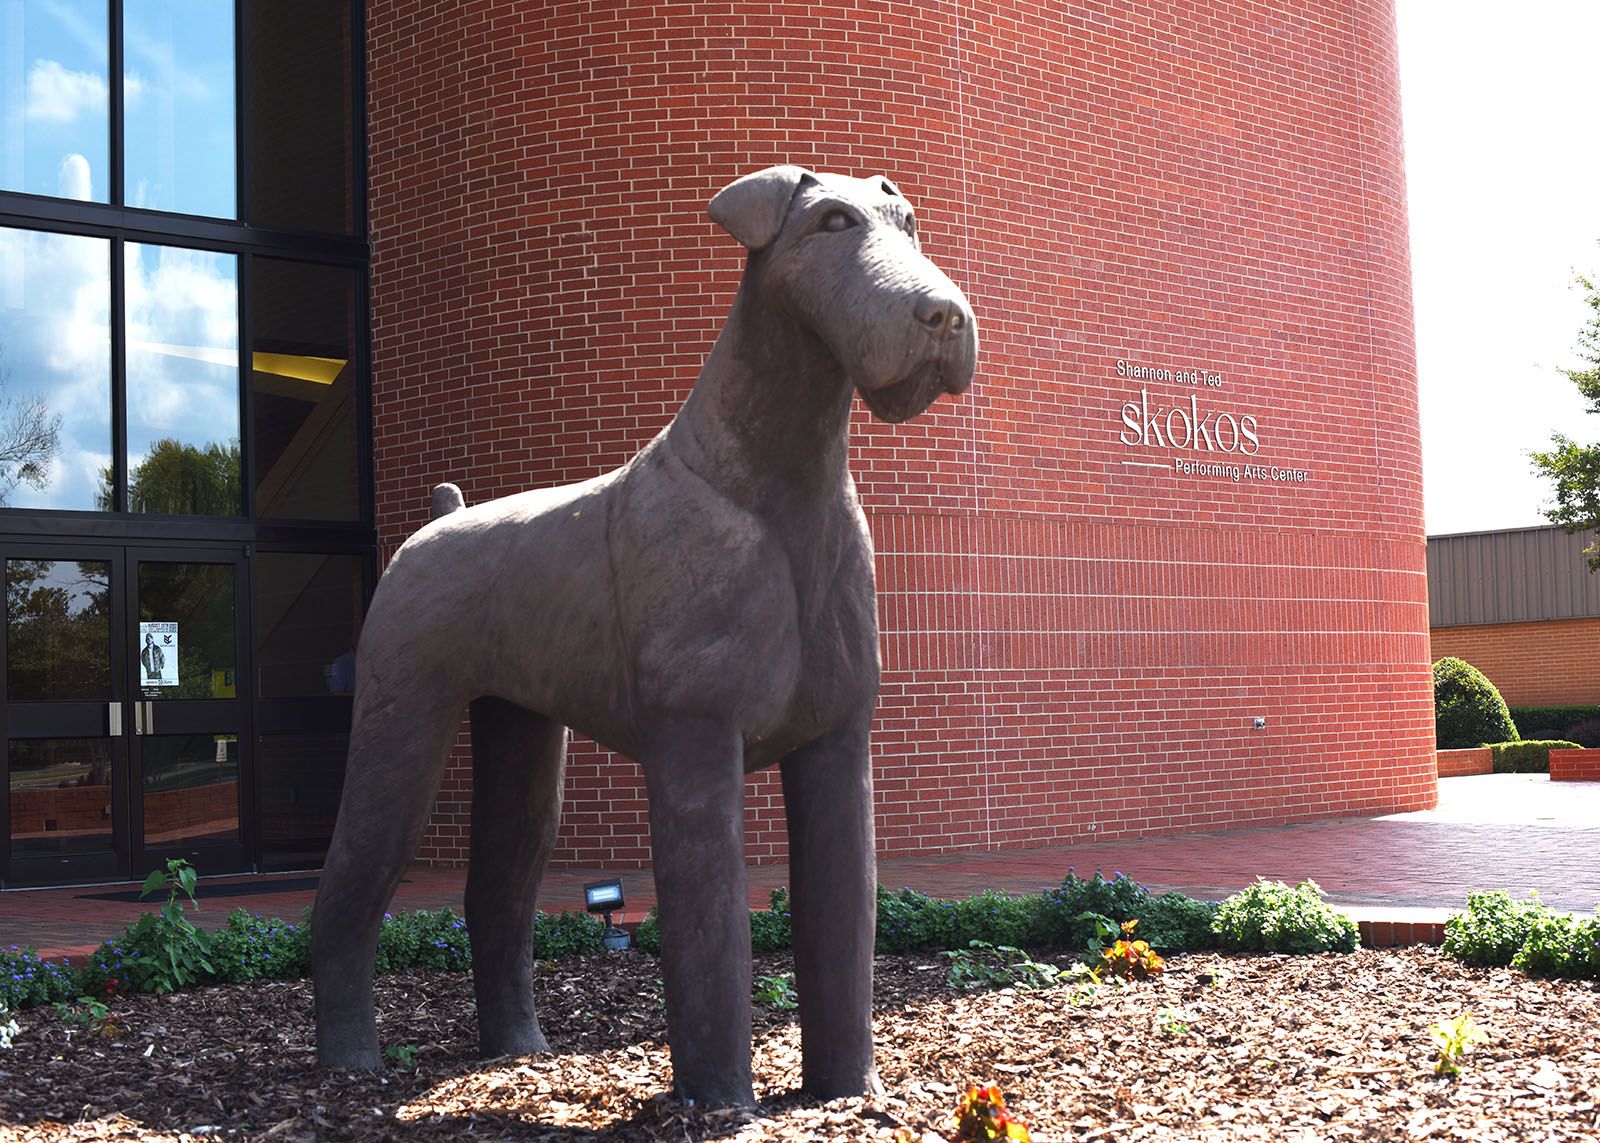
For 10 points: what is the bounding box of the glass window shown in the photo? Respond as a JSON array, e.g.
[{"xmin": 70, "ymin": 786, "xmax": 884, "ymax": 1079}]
[
  {"xmin": 0, "ymin": 227, "xmax": 111, "ymax": 511},
  {"xmin": 125, "ymin": 242, "xmax": 241, "ymax": 516},
  {"xmin": 9, "ymin": 738, "xmax": 114, "ymax": 858},
  {"xmin": 137, "ymin": 560, "xmax": 235, "ymax": 700},
  {"xmin": 247, "ymin": 0, "xmax": 354, "ymax": 233},
  {"xmin": 0, "ymin": 0, "xmax": 110, "ymax": 202},
  {"xmin": 123, "ymin": 0, "xmax": 236, "ymax": 218},
  {"xmin": 141, "ymin": 733, "xmax": 239, "ymax": 848},
  {"xmin": 6, "ymin": 558, "xmax": 111, "ymax": 700},
  {"xmin": 254, "ymin": 552, "xmax": 362, "ymax": 697},
  {"xmin": 251, "ymin": 259, "xmax": 359, "ymax": 520},
  {"xmin": 258, "ymin": 732, "xmax": 346, "ymax": 862}
]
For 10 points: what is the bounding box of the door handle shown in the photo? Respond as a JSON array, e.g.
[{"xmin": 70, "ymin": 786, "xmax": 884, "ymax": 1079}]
[
  {"xmin": 145, "ymin": 701, "xmax": 155, "ymax": 735},
  {"xmin": 134, "ymin": 701, "xmax": 145, "ymax": 735},
  {"xmin": 108, "ymin": 702, "xmax": 122, "ymax": 736}
]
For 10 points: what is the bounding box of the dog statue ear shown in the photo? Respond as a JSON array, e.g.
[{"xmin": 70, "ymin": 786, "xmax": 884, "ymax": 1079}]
[{"xmin": 709, "ymin": 165, "xmax": 813, "ymax": 251}]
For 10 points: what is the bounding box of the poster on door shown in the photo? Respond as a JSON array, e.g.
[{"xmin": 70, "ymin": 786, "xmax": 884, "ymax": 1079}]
[{"xmin": 138, "ymin": 622, "xmax": 179, "ymax": 686}]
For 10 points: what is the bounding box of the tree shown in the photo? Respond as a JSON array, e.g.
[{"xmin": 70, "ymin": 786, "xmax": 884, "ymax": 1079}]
[
  {"xmin": 1432, "ymin": 657, "xmax": 1518, "ymax": 749},
  {"xmin": 1531, "ymin": 270, "xmax": 1600, "ymax": 569},
  {"xmin": 0, "ymin": 339, "xmax": 63, "ymax": 505},
  {"xmin": 98, "ymin": 439, "xmax": 242, "ymax": 515},
  {"xmin": 5, "ymin": 559, "xmax": 112, "ymax": 703}
]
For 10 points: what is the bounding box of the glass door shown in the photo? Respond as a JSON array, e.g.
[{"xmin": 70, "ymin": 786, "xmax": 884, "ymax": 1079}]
[
  {"xmin": 2, "ymin": 544, "xmax": 252, "ymax": 886},
  {"xmin": 126, "ymin": 548, "xmax": 251, "ymax": 876},
  {"xmin": 2, "ymin": 547, "xmax": 127, "ymax": 886}
]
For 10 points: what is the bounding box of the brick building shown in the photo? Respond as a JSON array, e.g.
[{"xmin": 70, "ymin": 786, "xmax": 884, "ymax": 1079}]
[
  {"xmin": 0, "ymin": 0, "xmax": 1434, "ymax": 888},
  {"xmin": 1428, "ymin": 526, "xmax": 1600, "ymax": 708}
]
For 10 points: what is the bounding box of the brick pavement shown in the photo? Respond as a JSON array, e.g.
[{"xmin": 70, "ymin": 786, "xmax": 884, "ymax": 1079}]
[{"xmin": 3, "ymin": 774, "xmax": 1595, "ymax": 959}]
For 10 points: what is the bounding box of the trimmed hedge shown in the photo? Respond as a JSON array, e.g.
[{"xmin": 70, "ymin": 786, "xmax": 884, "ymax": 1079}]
[
  {"xmin": 1489, "ymin": 739, "xmax": 1583, "ymax": 773},
  {"xmin": 1509, "ymin": 705, "xmax": 1600, "ymax": 748},
  {"xmin": 1433, "ymin": 657, "xmax": 1519, "ymax": 748}
]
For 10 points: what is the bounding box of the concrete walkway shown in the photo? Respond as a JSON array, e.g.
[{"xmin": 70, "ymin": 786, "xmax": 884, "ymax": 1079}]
[{"xmin": 4, "ymin": 773, "xmax": 1596, "ymax": 959}]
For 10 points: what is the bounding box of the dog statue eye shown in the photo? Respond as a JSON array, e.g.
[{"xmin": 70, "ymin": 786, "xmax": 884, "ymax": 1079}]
[
  {"xmin": 903, "ymin": 216, "xmax": 917, "ymax": 238},
  {"xmin": 820, "ymin": 210, "xmax": 857, "ymax": 232}
]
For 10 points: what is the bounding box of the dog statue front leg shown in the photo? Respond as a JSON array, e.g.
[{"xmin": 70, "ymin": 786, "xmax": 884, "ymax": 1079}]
[
  {"xmin": 641, "ymin": 714, "xmax": 754, "ymax": 1108},
  {"xmin": 780, "ymin": 710, "xmax": 882, "ymax": 1098}
]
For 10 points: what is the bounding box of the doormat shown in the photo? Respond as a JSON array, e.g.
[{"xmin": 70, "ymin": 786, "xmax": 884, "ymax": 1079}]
[{"xmin": 76, "ymin": 875, "xmax": 408, "ymax": 903}]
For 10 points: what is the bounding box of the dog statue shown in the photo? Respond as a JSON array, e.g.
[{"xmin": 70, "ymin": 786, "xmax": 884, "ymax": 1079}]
[{"xmin": 312, "ymin": 165, "xmax": 978, "ymax": 1107}]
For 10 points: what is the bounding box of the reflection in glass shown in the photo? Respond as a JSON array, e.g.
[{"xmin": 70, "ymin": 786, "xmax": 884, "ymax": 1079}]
[
  {"xmin": 251, "ymin": 260, "xmax": 359, "ymax": 520},
  {"xmin": 255, "ymin": 553, "xmax": 363, "ymax": 697},
  {"xmin": 123, "ymin": 0, "xmax": 236, "ymax": 217},
  {"xmin": 123, "ymin": 243, "xmax": 241, "ymax": 516},
  {"xmin": 247, "ymin": 0, "xmax": 354, "ymax": 233},
  {"xmin": 6, "ymin": 559, "xmax": 111, "ymax": 700},
  {"xmin": 0, "ymin": 0, "xmax": 109, "ymax": 202},
  {"xmin": 9, "ymin": 738, "xmax": 114, "ymax": 858},
  {"xmin": 259, "ymin": 732, "xmax": 347, "ymax": 863},
  {"xmin": 0, "ymin": 227, "xmax": 111, "ymax": 511},
  {"xmin": 141, "ymin": 734, "xmax": 238, "ymax": 848},
  {"xmin": 138, "ymin": 561, "xmax": 234, "ymax": 700}
]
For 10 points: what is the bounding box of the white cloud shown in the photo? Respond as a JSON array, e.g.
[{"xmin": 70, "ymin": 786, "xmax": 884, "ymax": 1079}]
[
  {"xmin": 24, "ymin": 58, "xmax": 106, "ymax": 124},
  {"xmin": 55, "ymin": 152, "xmax": 91, "ymax": 200},
  {"xmin": 123, "ymin": 244, "xmax": 239, "ymax": 449},
  {"xmin": 0, "ymin": 226, "xmax": 111, "ymax": 511}
]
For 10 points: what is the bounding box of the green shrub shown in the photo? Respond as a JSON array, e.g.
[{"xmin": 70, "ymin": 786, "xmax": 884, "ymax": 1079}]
[
  {"xmin": 633, "ymin": 907, "xmax": 661, "ymax": 955},
  {"xmin": 875, "ymin": 886, "xmax": 958, "ymax": 953},
  {"xmin": 79, "ymin": 858, "xmax": 218, "ymax": 995},
  {"xmin": 750, "ymin": 889, "xmax": 793, "ymax": 955},
  {"xmin": 1443, "ymin": 890, "xmax": 1550, "ymax": 966},
  {"xmin": 1512, "ymin": 910, "xmax": 1600, "ymax": 978},
  {"xmin": 1138, "ymin": 892, "xmax": 1222, "ymax": 953},
  {"xmin": 1033, "ymin": 871, "xmax": 1153, "ymax": 949},
  {"xmin": 1433, "ymin": 657, "xmax": 1519, "ymax": 748},
  {"xmin": 1509, "ymin": 704, "xmax": 1600, "ymax": 748},
  {"xmin": 946, "ymin": 890, "xmax": 1046, "ymax": 950},
  {"xmin": 1488, "ymin": 740, "xmax": 1583, "ymax": 774},
  {"xmin": 208, "ymin": 909, "xmax": 311, "ymax": 983},
  {"xmin": 0, "ymin": 946, "xmax": 77, "ymax": 1010},
  {"xmin": 80, "ymin": 911, "xmax": 214, "ymax": 996},
  {"xmin": 375, "ymin": 907, "xmax": 473, "ymax": 973},
  {"xmin": 1211, "ymin": 878, "xmax": 1359, "ymax": 954},
  {"xmin": 532, "ymin": 910, "xmax": 604, "ymax": 959}
]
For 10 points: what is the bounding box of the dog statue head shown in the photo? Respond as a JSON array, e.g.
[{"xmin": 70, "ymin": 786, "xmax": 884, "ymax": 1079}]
[{"xmin": 709, "ymin": 165, "xmax": 978, "ymax": 423}]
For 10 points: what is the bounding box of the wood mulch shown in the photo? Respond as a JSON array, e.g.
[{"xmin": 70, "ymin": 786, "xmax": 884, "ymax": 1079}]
[{"xmin": 1, "ymin": 946, "xmax": 1597, "ymax": 1140}]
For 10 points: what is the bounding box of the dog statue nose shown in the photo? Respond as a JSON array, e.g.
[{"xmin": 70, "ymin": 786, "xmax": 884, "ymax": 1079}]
[{"xmin": 915, "ymin": 293, "xmax": 968, "ymax": 340}]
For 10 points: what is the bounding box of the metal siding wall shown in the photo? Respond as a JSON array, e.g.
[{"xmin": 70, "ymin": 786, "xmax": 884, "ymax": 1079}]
[{"xmin": 1428, "ymin": 526, "xmax": 1600, "ymax": 626}]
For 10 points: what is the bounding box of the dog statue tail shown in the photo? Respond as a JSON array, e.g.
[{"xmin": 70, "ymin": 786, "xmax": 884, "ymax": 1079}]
[{"xmin": 430, "ymin": 482, "xmax": 465, "ymax": 521}]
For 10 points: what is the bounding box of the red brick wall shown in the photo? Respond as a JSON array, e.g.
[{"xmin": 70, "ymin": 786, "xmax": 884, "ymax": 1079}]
[
  {"xmin": 1550, "ymin": 749, "xmax": 1600, "ymax": 782},
  {"xmin": 1436, "ymin": 749, "xmax": 1492, "ymax": 779},
  {"xmin": 1430, "ymin": 618, "xmax": 1600, "ymax": 708},
  {"xmin": 365, "ymin": 0, "xmax": 1435, "ymax": 868}
]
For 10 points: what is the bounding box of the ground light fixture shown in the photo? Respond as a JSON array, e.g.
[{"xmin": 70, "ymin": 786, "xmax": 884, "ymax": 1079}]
[{"xmin": 584, "ymin": 878, "xmax": 631, "ymax": 951}]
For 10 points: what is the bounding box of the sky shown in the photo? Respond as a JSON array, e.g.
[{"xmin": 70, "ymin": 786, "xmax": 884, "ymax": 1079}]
[
  {"xmin": 1396, "ymin": 0, "xmax": 1600, "ymax": 537},
  {"xmin": 2, "ymin": 2, "xmax": 1592, "ymax": 527},
  {"xmin": 0, "ymin": 0, "xmax": 238, "ymax": 510}
]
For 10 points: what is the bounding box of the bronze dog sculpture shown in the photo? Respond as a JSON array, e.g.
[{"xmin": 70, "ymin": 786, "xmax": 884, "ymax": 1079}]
[{"xmin": 312, "ymin": 165, "xmax": 978, "ymax": 1106}]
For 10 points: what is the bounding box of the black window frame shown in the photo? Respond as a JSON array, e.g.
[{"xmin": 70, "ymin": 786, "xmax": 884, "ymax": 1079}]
[
  {"xmin": 0, "ymin": 0, "xmax": 372, "ymax": 539},
  {"xmin": 0, "ymin": 0, "xmax": 373, "ymax": 884}
]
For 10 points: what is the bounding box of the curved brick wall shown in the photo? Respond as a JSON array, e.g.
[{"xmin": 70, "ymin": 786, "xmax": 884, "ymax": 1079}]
[{"xmin": 365, "ymin": 0, "xmax": 1435, "ymax": 867}]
